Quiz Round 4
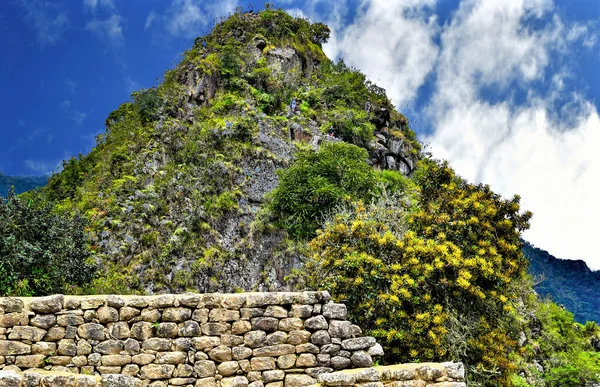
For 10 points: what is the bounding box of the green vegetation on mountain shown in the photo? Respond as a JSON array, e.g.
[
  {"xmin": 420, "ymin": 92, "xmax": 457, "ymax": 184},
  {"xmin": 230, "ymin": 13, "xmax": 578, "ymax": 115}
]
[
  {"xmin": 524, "ymin": 241, "xmax": 600, "ymax": 324},
  {"xmin": 0, "ymin": 172, "xmax": 47, "ymax": 196},
  {"xmin": 0, "ymin": 188, "xmax": 95, "ymax": 296},
  {"xmin": 1, "ymin": 7, "xmax": 599, "ymax": 387}
]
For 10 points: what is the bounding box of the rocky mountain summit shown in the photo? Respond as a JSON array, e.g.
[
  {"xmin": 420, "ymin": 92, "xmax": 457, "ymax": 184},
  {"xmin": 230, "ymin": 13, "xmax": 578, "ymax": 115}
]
[{"xmin": 43, "ymin": 9, "xmax": 419, "ymax": 295}]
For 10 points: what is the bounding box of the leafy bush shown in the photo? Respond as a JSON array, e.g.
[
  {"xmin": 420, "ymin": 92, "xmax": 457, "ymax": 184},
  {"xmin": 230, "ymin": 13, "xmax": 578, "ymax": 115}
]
[
  {"xmin": 270, "ymin": 142, "xmax": 377, "ymax": 238},
  {"xmin": 0, "ymin": 189, "xmax": 95, "ymax": 296},
  {"xmin": 132, "ymin": 88, "xmax": 163, "ymax": 123},
  {"xmin": 305, "ymin": 158, "xmax": 533, "ymax": 386}
]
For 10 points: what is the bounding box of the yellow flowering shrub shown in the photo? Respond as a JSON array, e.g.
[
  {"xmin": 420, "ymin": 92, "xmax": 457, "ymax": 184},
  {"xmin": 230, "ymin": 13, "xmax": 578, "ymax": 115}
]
[{"xmin": 306, "ymin": 159, "xmax": 532, "ymax": 386}]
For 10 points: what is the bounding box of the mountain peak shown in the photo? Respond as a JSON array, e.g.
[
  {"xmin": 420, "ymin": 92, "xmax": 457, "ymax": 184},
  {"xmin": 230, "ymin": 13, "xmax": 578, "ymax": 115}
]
[{"xmin": 43, "ymin": 8, "xmax": 420, "ymax": 294}]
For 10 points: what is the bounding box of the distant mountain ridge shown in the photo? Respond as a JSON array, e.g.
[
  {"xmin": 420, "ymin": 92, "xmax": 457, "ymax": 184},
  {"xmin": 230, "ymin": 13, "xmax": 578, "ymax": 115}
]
[
  {"xmin": 524, "ymin": 241, "xmax": 600, "ymax": 324},
  {"xmin": 0, "ymin": 172, "xmax": 47, "ymax": 196}
]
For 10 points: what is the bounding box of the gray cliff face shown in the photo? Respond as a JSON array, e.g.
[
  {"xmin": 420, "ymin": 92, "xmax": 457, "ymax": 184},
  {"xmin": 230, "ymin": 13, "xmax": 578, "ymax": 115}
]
[{"xmin": 86, "ymin": 37, "xmax": 419, "ymax": 295}]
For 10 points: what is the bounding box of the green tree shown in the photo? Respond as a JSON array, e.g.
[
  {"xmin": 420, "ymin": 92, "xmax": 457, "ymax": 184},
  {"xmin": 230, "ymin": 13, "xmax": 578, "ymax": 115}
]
[
  {"xmin": 0, "ymin": 189, "xmax": 95, "ymax": 296},
  {"xmin": 270, "ymin": 142, "xmax": 377, "ymax": 238}
]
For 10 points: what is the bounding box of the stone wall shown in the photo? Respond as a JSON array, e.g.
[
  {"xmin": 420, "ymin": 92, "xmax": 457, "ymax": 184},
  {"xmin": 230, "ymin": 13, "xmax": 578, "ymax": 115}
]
[{"xmin": 0, "ymin": 293, "xmax": 465, "ymax": 387}]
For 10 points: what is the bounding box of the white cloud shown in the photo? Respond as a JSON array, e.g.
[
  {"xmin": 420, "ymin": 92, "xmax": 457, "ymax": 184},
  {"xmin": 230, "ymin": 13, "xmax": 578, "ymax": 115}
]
[
  {"xmin": 309, "ymin": 0, "xmax": 600, "ymax": 268},
  {"xmin": 144, "ymin": 12, "xmax": 157, "ymax": 31},
  {"xmin": 167, "ymin": 0, "xmax": 206, "ymax": 37},
  {"xmin": 424, "ymin": 0, "xmax": 600, "ymax": 268},
  {"xmin": 86, "ymin": 14, "xmax": 124, "ymax": 48},
  {"xmin": 124, "ymin": 76, "xmax": 140, "ymax": 96},
  {"xmin": 66, "ymin": 78, "xmax": 78, "ymax": 94},
  {"xmin": 60, "ymin": 100, "xmax": 88, "ymax": 125},
  {"xmin": 83, "ymin": 0, "xmax": 114, "ymax": 12},
  {"xmin": 24, "ymin": 159, "xmax": 60, "ymax": 175},
  {"xmin": 19, "ymin": 0, "xmax": 69, "ymax": 46},
  {"xmin": 161, "ymin": 0, "xmax": 239, "ymax": 38},
  {"xmin": 317, "ymin": 0, "xmax": 439, "ymax": 107}
]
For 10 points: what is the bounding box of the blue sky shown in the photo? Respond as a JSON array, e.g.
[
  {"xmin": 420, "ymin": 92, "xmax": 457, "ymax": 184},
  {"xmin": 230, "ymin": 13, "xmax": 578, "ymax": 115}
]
[{"xmin": 1, "ymin": 0, "xmax": 600, "ymax": 268}]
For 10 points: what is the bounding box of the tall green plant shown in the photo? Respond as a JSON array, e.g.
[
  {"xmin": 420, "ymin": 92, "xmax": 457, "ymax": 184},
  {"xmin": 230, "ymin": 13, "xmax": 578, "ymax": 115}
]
[
  {"xmin": 270, "ymin": 142, "xmax": 377, "ymax": 238},
  {"xmin": 0, "ymin": 189, "xmax": 95, "ymax": 295}
]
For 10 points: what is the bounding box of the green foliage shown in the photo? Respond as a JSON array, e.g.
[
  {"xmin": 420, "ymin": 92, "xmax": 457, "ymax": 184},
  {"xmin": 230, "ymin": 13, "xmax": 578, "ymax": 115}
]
[
  {"xmin": 519, "ymin": 300, "xmax": 600, "ymax": 387},
  {"xmin": 132, "ymin": 88, "xmax": 163, "ymax": 123},
  {"xmin": 270, "ymin": 142, "xmax": 377, "ymax": 238},
  {"xmin": 46, "ymin": 153, "xmax": 97, "ymax": 202},
  {"xmin": 0, "ymin": 189, "xmax": 95, "ymax": 296},
  {"xmin": 321, "ymin": 107, "xmax": 375, "ymax": 144},
  {"xmin": 305, "ymin": 158, "xmax": 533, "ymax": 387}
]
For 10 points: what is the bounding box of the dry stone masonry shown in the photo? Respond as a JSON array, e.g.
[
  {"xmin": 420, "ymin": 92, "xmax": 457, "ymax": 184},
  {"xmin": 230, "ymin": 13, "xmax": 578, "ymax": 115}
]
[{"xmin": 0, "ymin": 293, "xmax": 465, "ymax": 387}]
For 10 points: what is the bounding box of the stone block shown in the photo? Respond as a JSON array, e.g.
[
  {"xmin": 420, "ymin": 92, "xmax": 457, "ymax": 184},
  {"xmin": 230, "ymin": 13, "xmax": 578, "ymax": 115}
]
[
  {"xmin": 140, "ymin": 309, "xmax": 161, "ymax": 323},
  {"xmin": 142, "ymin": 338, "xmax": 171, "ymax": 352},
  {"xmin": 8, "ymin": 326, "xmax": 46, "ymax": 342},
  {"xmin": 57, "ymin": 339, "xmax": 77, "ymax": 356},
  {"xmin": 77, "ymin": 323, "xmax": 105, "ymax": 340},
  {"xmin": 253, "ymin": 345, "xmax": 295, "ymax": 357},
  {"xmin": 276, "ymin": 354, "xmax": 296, "ymax": 369},
  {"xmin": 179, "ymin": 321, "xmax": 201, "ymax": 337},
  {"xmin": 288, "ymin": 305, "xmax": 312, "ymax": 319},
  {"xmin": 0, "ymin": 298, "xmax": 24, "ymax": 313},
  {"xmin": 341, "ymin": 337, "xmax": 376, "ymax": 351},
  {"xmin": 251, "ymin": 318, "xmax": 278, "ymax": 332},
  {"xmin": 162, "ymin": 308, "xmax": 192, "ymax": 322},
  {"xmin": 156, "ymin": 352, "xmax": 186, "ymax": 365},
  {"xmin": 32, "ymin": 342, "xmax": 56, "ymax": 355},
  {"xmin": 109, "ymin": 321, "xmax": 130, "ymax": 339},
  {"xmin": 132, "ymin": 354, "xmax": 155, "ymax": 366},
  {"xmin": 284, "ymin": 374, "xmax": 316, "ymax": 387},
  {"xmin": 140, "ymin": 364, "xmax": 175, "ymax": 380},
  {"xmin": 350, "ymin": 351, "xmax": 373, "ymax": 368},
  {"xmin": 250, "ymin": 357, "xmax": 276, "ymax": 371},
  {"xmin": 195, "ymin": 377, "xmax": 217, "ymax": 387},
  {"xmin": 279, "ymin": 319, "xmax": 303, "ymax": 332},
  {"xmin": 0, "ymin": 341, "xmax": 30, "ymax": 356},
  {"xmin": 208, "ymin": 346, "xmax": 232, "ymax": 362},
  {"xmin": 218, "ymin": 361, "xmax": 240, "ymax": 376},
  {"xmin": 221, "ymin": 376, "xmax": 249, "ymax": 387},
  {"xmin": 130, "ymin": 322, "xmax": 153, "ymax": 340},
  {"xmin": 192, "ymin": 336, "xmax": 220, "ymax": 351},
  {"xmin": 232, "ymin": 320, "xmax": 252, "ymax": 335},
  {"xmin": 30, "ymin": 315, "xmax": 57, "ymax": 330},
  {"xmin": 29, "ymin": 295, "xmax": 64, "ymax": 314},
  {"xmin": 296, "ymin": 354, "xmax": 317, "ymax": 368},
  {"xmin": 265, "ymin": 332, "xmax": 288, "ymax": 346},
  {"xmin": 287, "ymin": 330, "xmax": 311, "ymax": 345},
  {"xmin": 57, "ymin": 314, "xmax": 84, "ymax": 327},
  {"xmin": 322, "ymin": 304, "xmax": 347, "ymax": 320},
  {"xmin": 155, "ymin": 322, "xmax": 178, "ymax": 338},
  {"xmin": 101, "ymin": 355, "xmax": 132, "ymax": 367},
  {"xmin": 44, "ymin": 327, "xmax": 65, "ymax": 342},
  {"xmin": 263, "ymin": 306, "xmax": 288, "ymax": 319},
  {"xmin": 0, "ymin": 313, "xmax": 28, "ymax": 328},
  {"xmin": 101, "ymin": 374, "xmax": 135, "ymax": 387},
  {"xmin": 119, "ymin": 307, "xmax": 141, "ymax": 322},
  {"xmin": 194, "ymin": 360, "xmax": 216, "ymax": 378},
  {"xmin": 14, "ymin": 354, "xmax": 45, "ymax": 368},
  {"xmin": 311, "ymin": 330, "xmax": 331, "ymax": 345},
  {"xmin": 318, "ymin": 372, "xmax": 356, "ymax": 386},
  {"xmin": 263, "ymin": 370, "xmax": 285, "ymax": 383},
  {"xmin": 80, "ymin": 298, "xmax": 105, "ymax": 310},
  {"xmin": 201, "ymin": 323, "xmax": 230, "ymax": 336},
  {"xmin": 304, "ymin": 316, "xmax": 328, "ymax": 331},
  {"xmin": 96, "ymin": 340, "xmax": 123, "ymax": 355}
]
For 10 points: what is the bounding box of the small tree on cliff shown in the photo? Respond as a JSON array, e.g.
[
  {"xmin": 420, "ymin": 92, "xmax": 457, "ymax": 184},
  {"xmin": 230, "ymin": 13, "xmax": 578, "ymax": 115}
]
[{"xmin": 0, "ymin": 188, "xmax": 95, "ymax": 296}]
